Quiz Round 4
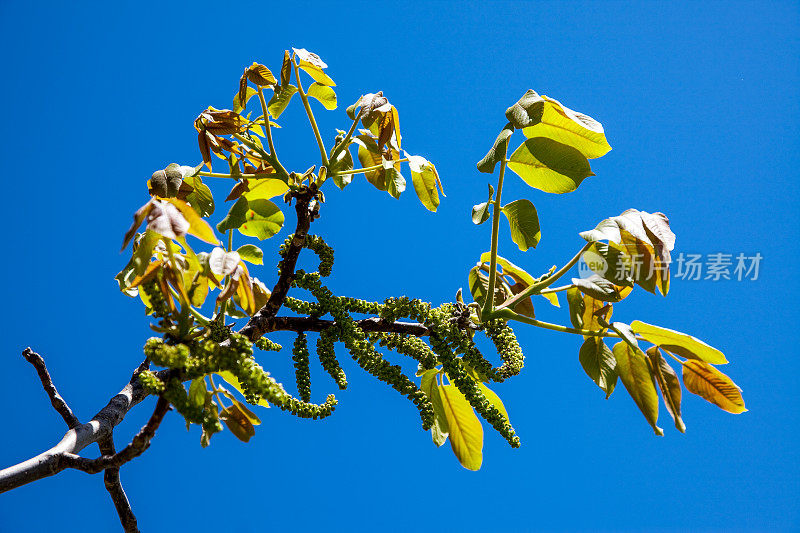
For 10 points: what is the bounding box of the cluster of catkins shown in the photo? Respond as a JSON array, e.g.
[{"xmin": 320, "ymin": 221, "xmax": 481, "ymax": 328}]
[{"xmin": 139, "ymin": 232, "xmax": 524, "ymax": 448}]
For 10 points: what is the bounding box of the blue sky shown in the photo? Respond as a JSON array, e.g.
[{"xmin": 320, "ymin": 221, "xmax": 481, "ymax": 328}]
[{"xmin": 1, "ymin": 1, "xmax": 798, "ymax": 531}]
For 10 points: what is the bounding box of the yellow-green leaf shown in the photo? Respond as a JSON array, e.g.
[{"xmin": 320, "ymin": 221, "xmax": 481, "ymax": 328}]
[
  {"xmin": 646, "ymin": 347, "xmax": 686, "ymax": 432},
  {"xmin": 420, "ymin": 369, "xmax": 449, "ymax": 447},
  {"xmin": 216, "ymin": 371, "xmax": 270, "ymax": 408},
  {"xmin": 236, "ymin": 244, "xmax": 263, "ymax": 265},
  {"xmin": 242, "ymin": 178, "xmax": 289, "ymax": 201},
  {"xmin": 682, "ymin": 360, "xmax": 746, "ymax": 414},
  {"xmin": 407, "ymin": 154, "xmax": 441, "ymax": 212},
  {"xmin": 612, "ymin": 341, "xmax": 663, "ymax": 435},
  {"xmin": 477, "ymin": 382, "xmax": 509, "ymax": 423},
  {"xmin": 239, "ymin": 199, "xmax": 284, "ymax": 240},
  {"xmin": 307, "ymin": 82, "xmax": 337, "ymax": 110},
  {"xmin": 220, "ymin": 404, "xmax": 256, "ymax": 442},
  {"xmin": 501, "ymin": 198, "xmax": 541, "ymax": 251},
  {"xmin": 233, "ymin": 86, "xmax": 257, "ymax": 114},
  {"xmin": 292, "ymin": 48, "xmax": 336, "ymax": 86},
  {"xmin": 439, "ymin": 384, "xmax": 483, "ymax": 470},
  {"xmin": 579, "ymin": 337, "xmax": 618, "ymax": 398},
  {"xmin": 267, "ymin": 85, "xmax": 297, "ymax": 119},
  {"xmin": 507, "ymin": 137, "xmax": 594, "ymax": 194},
  {"xmin": 164, "ymin": 198, "xmax": 219, "ymax": 245},
  {"xmin": 630, "ymin": 320, "xmax": 728, "ymax": 364},
  {"xmin": 522, "ymin": 95, "xmax": 611, "ymax": 159}
]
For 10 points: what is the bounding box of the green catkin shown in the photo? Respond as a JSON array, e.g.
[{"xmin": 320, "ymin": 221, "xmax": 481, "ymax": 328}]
[
  {"xmin": 141, "ymin": 280, "xmax": 171, "ymax": 319},
  {"xmin": 284, "ymin": 296, "xmax": 325, "ymax": 317},
  {"xmin": 374, "ymin": 333, "xmax": 439, "ymax": 370},
  {"xmin": 484, "ymin": 319, "xmax": 525, "ymax": 380},
  {"xmin": 294, "ymin": 272, "xmax": 434, "ymax": 430},
  {"xmin": 254, "ymin": 336, "xmax": 282, "ymax": 352},
  {"xmin": 292, "ymin": 333, "xmax": 312, "ymax": 402},
  {"xmin": 277, "ymin": 233, "xmax": 334, "ymax": 278},
  {"xmin": 317, "ymin": 328, "xmax": 347, "ymax": 389},
  {"xmin": 340, "ymin": 296, "xmax": 382, "ymax": 315}
]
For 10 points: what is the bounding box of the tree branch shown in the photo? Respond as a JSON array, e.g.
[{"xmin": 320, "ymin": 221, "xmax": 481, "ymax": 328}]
[
  {"xmin": 98, "ymin": 437, "xmax": 140, "ymax": 533},
  {"xmin": 261, "ymin": 316, "xmax": 430, "ymax": 337},
  {"xmin": 22, "ymin": 347, "xmax": 80, "ymax": 429}
]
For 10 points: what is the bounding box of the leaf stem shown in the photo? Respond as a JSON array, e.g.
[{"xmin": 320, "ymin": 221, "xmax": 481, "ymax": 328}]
[
  {"xmin": 293, "ymin": 61, "xmax": 329, "ymax": 168},
  {"xmin": 482, "ymin": 154, "xmax": 507, "ymax": 318},
  {"xmin": 336, "ymin": 158, "xmax": 409, "ymax": 176},
  {"xmin": 496, "ymin": 242, "xmax": 591, "ymax": 312},
  {"xmin": 329, "ymin": 114, "xmax": 360, "ymax": 163},
  {"xmin": 539, "ymin": 284, "xmax": 573, "ymax": 294},
  {"xmin": 504, "ymin": 310, "xmax": 619, "ymax": 338},
  {"xmin": 256, "ymin": 86, "xmax": 289, "ymax": 178}
]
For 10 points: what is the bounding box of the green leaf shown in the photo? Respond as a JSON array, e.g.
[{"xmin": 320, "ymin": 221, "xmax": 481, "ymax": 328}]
[
  {"xmin": 630, "ymin": 320, "xmax": 728, "ymax": 364},
  {"xmin": 579, "ymin": 337, "xmax": 618, "ymax": 398},
  {"xmin": 332, "ymin": 148, "xmax": 354, "ymax": 189},
  {"xmin": 292, "ymin": 48, "xmax": 336, "ymax": 86},
  {"xmin": 439, "ymin": 384, "xmax": 483, "ymax": 470},
  {"xmin": 242, "ymin": 178, "xmax": 289, "ymax": 201},
  {"xmin": 233, "ymin": 86, "xmax": 257, "ymax": 114},
  {"xmin": 505, "ymin": 90, "xmax": 611, "ymax": 159},
  {"xmin": 217, "ymin": 197, "xmax": 249, "ymax": 233},
  {"xmin": 236, "ymin": 244, "xmax": 263, "ymax": 265},
  {"xmin": 645, "ymin": 347, "xmax": 686, "ymax": 432},
  {"xmin": 420, "ymin": 369, "xmax": 449, "ymax": 447},
  {"xmin": 267, "ymin": 85, "xmax": 297, "ymax": 119},
  {"xmin": 188, "ymin": 378, "xmax": 206, "ymax": 408},
  {"xmin": 164, "ymin": 198, "xmax": 219, "ymax": 245},
  {"xmin": 384, "ymin": 164, "xmax": 406, "ymax": 200},
  {"xmin": 681, "ymin": 360, "xmax": 746, "ymax": 414},
  {"xmin": 612, "ymin": 341, "xmax": 663, "ymax": 435},
  {"xmin": 507, "ymin": 137, "xmax": 594, "ymax": 194},
  {"xmin": 407, "ymin": 154, "xmax": 441, "ymax": 212},
  {"xmin": 307, "ymin": 82, "xmax": 337, "ymax": 110},
  {"xmin": 501, "ymin": 199, "xmax": 541, "ymax": 251},
  {"xmin": 183, "ymin": 174, "xmax": 215, "ymax": 217},
  {"xmin": 353, "ymin": 134, "xmax": 386, "ymax": 191},
  {"xmin": 468, "ymin": 265, "xmax": 509, "ymax": 309},
  {"xmin": 477, "ymin": 122, "xmax": 514, "ymax": 174},
  {"xmin": 216, "ymin": 371, "xmax": 270, "ymax": 408},
  {"xmin": 471, "ymin": 184, "xmax": 494, "ymax": 225},
  {"xmin": 239, "ymin": 199, "xmax": 284, "ymax": 240}
]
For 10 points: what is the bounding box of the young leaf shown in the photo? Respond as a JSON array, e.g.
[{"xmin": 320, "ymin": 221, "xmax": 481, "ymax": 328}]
[
  {"xmin": 217, "ymin": 197, "xmax": 249, "ymax": 233},
  {"xmin": 682, "ymin": 360, "xmax": 746, "ymax": 414},
  {"xmin": 233, "ymin": 86, "xmax": 257, "ymax": 114},
  {"xmin": 237, "ymin": 244, "xmax": 264, "ymax": 265},
  {"xmin": 267, "ymin": 85, "xmax": 298, "ymax": 119},
  {"xmin": 439, "ymin": 384, "xmax": 483, "ymax": 470},
  {"xmin": 220, "ymin": 404, "xmax": 256, "ymax": 442},
  {"xmin": 208, "ymin": 248, "xmax": 241, "ymax": 277},
  {"xmin": 121, "ymin": 201, "xmax": 155, "ymax": 251},
  {"xmin": 292, "ymin": 48, "xmax": 336, "ymax": 86},
  {"xmin": 476, "ymin": 382, "xmax": 509, "ymax": 423},
  {"xmin": 162, "ymin": 198, "xmax": 218, "ymax": 245},
  {"xmin": 630, "ymin": 320, "xmax": 728, "ymax": 365},
  {"xmin": 505, "ymin": 90, "xmax": 611, "ymax": 159},
  {"xmin": 579, "ymin": 337, "xmax": 618, "ymax": 398},
  {"xmin": 189, "ymin": 378, "xmax": 206, "ymax": 408},
  {"xmin": 147, "ymin": 200, "xmax": 190, "ymax": 241},
  {"xmin": 407, "ymin": 154, "xmax": 441, "ymax": 212},
  {"xmin": 183, "ymin": 174, "xmax": 215, "ymax": 217},
  {"xmin": 645, "ymin": 347, "xmax": 686, "ymax": 433},
  {"xmin": 420, "ymin": 369, "xmax": 449, "ymax": 447},
  {"xmin": 468, "ymin": 265, "xmax": 509, "ymax": 309},
  {"xmin": 571, "ymin": 274, "xmax": 626, "ymax": 302},
  {"xmin": 307, "ymin": 82, "xmax": 337, "ymax": 110},
  {"xmin": 612, "ymin": 341, "xmax": 664, "ymax": 435},
  {"xmin": 507, "ymin": 137, "xmax": 594, "ymax": 194},
  {"xmin": 471, "ymin": 184, "xmax": 494, "ymax": 225},
  {"xmin": 476, "ymin": 122, "xmax": 514, "ymax": 174},
  {"xmin": 242, "ymin": 179, "xmax": 289, "ymax": 201},
  {"xmin": 500, "ymin": 199, "xmax": 541, "ymax": 251},
  {"xmin": 246, "ymin": 63, "xmax": 277, "ymax": 87},
  {"xmin": 216, "ymin": 371, "xmax": 270, "ymax": 408},
  {"xmin": 239, "ymin": 199, "xmax": 285, "ymax": 240}
]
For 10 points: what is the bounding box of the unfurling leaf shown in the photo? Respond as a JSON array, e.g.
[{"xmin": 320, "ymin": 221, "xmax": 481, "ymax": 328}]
[
  {"xmin": 239, "ymin": 199, "xmax": 284, "ymax": 240},
  {"xmin": 183, "ymin": 174, "xmax": 215, "ymax": 217},
  {"xmin": 220, "ymin": 404, "xmax": 256, "ymax": 442},
  {"xmin": 147, "ymin": 200, "xmax": 190, "ymax": 241},
  {"xmin": 307, "ymin": 82, "xmax": 337, "ymax": 110},
  {"xmin": 246, "ymin": 63, "xmax": 277, "ymax": 87},
  {"xmin": 505, "ymin": 90, "xmax": 611, "ymax": 159},
  {"xmin": 612, "ymin": 341, "xmax": 663, "ymax": 435},
  {"xmin": 407, "ymin": 154, "xmax": 441, "ymax": 212},
  {"xmin": 501, "ymin": 199, "xmax": 541, "ymax": 251},
  {"xmin": 646, "ymin": 347, "xmax": 685, "ymax": 432},
  {"xmin": 439, "ymin": 384, "xmax": 483, "ymax": 470},
  {"xmin": 478, "ymin": 252, "xmax": 536, "ymax": 318},
  {"xmin": 507, "ymin": 138, "xmax": 594, "ymax": 194},
  {"xmin": 682, "ymin": 360, "xmax": 746, "ymax": 414},
  {"xmin": 579, "ymin": 337, "xmax": 618, "ymax": 398},
  {"xmin": 122, "ymin": 201, "xmax": 155, "ymax": 251},
  {"xmin": 164, "ymin": 198, "xmax": 219, "ymax": 245},
  {"xmin": 208, "ymin": 248, "xmax": 241, "ymax": 277},
  {"xmin": 233, "ymin": 86, "xmax": 257, "ymax": 114},
  {"xmin": 566, "ymin": 287, "xmax": 613, "ymax": 334},
  {"xmin": 571, "ymin": 274, "xmax": 627, "ymax": 302},
  {"xmin": 630, "ymin": 320, "xmax": 728, "ymax": 364},
  {"xmin": 471, "ymin": 184, "xmax": 494, "ymax": 225},
  {"xmin": 477, "ymin": 122, "xmax": 514, "ymax": 174},
  {"xmin": 468, "ymin": 265, "xmax": 509, "ymax": 309},
  {"xmin": 292, "ymin": 48, "xmax": 336, "ymax": 86},
  {"xmin": 420, "ymin": 369, "xmax": 449, "ymax": 447}
]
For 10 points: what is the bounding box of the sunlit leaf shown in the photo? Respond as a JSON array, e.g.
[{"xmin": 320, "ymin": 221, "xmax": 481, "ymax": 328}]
[
  {"xmin": 164, "ymin": 198, "xmax": 219, "ymax": 245},
  {"xmin": 540, "ymin": 292, "xmax": 560, "ymax": 307},
  {"xmin": 239, "ymin": 199, "xmax": 284, "ymax": 240},
  {"xmin": 233, "ymin": 86, "xmax": 257, "ymax": 114},
  {"xmin": 579, "ymin": 337, "xmax": 618, "ymax": 398},
  {"xmin": 147, "ymin": 200, "xmax": 190, "ymax": 241},
  {"xmin": 237, "ymin": 244, "xmax": 263, "ymax": 265},
  {"xmin": 267, "ymin": 85, "xmax": 298, "ymax": 119},
  {"xmin": 292, "ymin": 48, "xmax": 336, "ymax": 86},
  {"xmin": 477, "ymin": 122, "xmax": 514, "ymax": 174},
  {"xmin": 630, "ymin": 320, "xmax": 728, "ymax": 364},
  {"xmin": 216, "ymin": 371, "xmax": 270, "ymax": 408},
  {"xmin": 468, "ymin": 265, "xmax": 509, "ymax": 309},
  {"xmin": 571, "ymin": 274, "xmax": 626, "ymax": 302},
  {"xmin": 471, "ymin": 184, "xmax": 494, "ymax": 225},
  {"xmin": 501, "ymin": 199, "xmax": 540, "ymax": 251},
  {"xmin": 477, "ymin": 382, "xmax": 509, "ymax": 423},
  {"xmin": 217, "ymin": 197, "xmax": 249, "ymax": 233},
  {"xmin": 242, "ymin": 178, "xmax": 288, "ymax": 201},
  {"xmin": 507, "ymin": 137, "xmax": 594, "ymax": 194},
  {"xmin": 439, "ymin": 384, "xmax": 483, "ymax": 470},
  {"xmin": 307, "ymin": 82, "xmax": 337, "ymax": 110},
  {"xmin": 420, "ymin": 369, "xmax": 449, "ymax": 447},
  {"xmin": 646, "ymin": 347, "xmax": 685, "ymax": 432},
  {"xmin": 208, "ymin": 248, "xmax": 241, "ymax": 277},
  {"xmin": 407, "ymin": 154, "xmax": 440, "ymax": 212},
  {"xmin": 183, "ymin": 174, "xmax": 215, "ymax": 217},
  {"xmin": 682, "ymin": 360, "xmax": 746, "ymax": 414},
  {"xmin": 189, "ymin": 378, "xmax": 206, "ymax": 408},
  {"xmin": 612, "ymin": 341, "xmax": 663, "ymax": 435},
  {"xmin": 220, "ymin": 404, "xmax": 256, "ymax": 442},
  {"xmin": 246, "ymin": 63, "xmax": 277, "ymax": 87}
]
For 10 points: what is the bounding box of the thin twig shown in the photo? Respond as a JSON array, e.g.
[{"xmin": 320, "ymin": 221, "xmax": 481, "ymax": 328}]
[
  {"xmin": 98, "ymin": 437, "xmax": 140, "ymax": 533},
  {"xmin": 22, "ymin": 348, "xmax": 80, "ymax": 429}
]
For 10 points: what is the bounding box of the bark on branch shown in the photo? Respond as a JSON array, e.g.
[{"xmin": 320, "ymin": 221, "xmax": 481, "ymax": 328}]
[{"xmin": 22, "ymin": 347, "xmax": 80, "ymax": 429}]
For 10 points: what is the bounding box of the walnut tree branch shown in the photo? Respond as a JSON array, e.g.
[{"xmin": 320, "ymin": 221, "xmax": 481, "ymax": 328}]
[
  {"xmin": 98, "ymin": 437, "xmax": 140, "ymax": 533},
  {"xmin": 22, "ymin": 347, "xmax": 80, "ymax": 429}
]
